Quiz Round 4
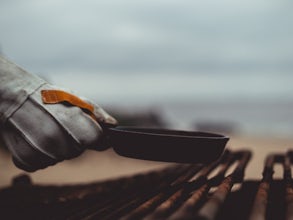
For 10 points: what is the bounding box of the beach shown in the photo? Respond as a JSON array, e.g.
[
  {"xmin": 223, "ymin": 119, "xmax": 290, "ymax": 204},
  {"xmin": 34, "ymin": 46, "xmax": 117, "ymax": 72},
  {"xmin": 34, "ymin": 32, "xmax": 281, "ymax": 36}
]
[{"xmin": 1, "ymin": 134, "xmax": 292, "ymax": 188}]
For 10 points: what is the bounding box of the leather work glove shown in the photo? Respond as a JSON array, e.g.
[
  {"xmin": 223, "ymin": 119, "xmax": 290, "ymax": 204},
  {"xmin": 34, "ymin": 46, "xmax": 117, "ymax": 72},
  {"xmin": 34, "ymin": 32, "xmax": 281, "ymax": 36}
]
[{"xmin": 0, "ymin": 56, "xmax": 117, "ymax": 172}]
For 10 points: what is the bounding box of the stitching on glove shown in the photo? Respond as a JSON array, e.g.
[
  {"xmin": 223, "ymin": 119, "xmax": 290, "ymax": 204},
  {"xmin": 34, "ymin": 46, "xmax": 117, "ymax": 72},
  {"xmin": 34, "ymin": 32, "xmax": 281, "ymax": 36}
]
[{"xmin": 41, "ymin": 90, "xmax": 96, "ymax": 120}]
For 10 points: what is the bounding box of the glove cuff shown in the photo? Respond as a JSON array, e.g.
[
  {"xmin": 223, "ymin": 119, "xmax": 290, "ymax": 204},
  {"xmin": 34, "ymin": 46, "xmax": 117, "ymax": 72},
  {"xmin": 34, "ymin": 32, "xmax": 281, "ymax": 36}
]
[{"xmin": 0, "ymin": 56, "xmax": 46, "ymax": 125}]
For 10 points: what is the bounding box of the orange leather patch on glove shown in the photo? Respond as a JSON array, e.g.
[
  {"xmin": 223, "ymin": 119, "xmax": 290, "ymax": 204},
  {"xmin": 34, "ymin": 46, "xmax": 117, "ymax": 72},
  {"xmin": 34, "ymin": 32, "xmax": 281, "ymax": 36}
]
[{"xmin": 41, "ymin": 90, "xmax": 96, "ymax": 120}]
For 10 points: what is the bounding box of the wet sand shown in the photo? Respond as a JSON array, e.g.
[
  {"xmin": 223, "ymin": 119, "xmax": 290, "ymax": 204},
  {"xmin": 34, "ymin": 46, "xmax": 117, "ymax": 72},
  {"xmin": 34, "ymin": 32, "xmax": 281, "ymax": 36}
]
[{"xmin": 0, "ymin": 135, "xmax": 292, "ymax": 188}]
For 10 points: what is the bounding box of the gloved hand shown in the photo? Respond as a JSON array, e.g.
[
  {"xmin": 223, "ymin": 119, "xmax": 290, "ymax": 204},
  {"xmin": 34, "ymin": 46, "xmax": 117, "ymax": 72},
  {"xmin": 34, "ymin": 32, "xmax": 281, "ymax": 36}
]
[{"xmin": 0, "ymin": 56, "xmax": 117, "ymax": 172}]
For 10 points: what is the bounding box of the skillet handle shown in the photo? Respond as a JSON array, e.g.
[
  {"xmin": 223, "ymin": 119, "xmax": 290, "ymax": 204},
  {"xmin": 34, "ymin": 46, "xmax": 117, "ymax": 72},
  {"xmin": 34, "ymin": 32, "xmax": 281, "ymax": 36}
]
[{"xmin": 89, "ymin": 122, "xmax": 117, "ymax": 151}]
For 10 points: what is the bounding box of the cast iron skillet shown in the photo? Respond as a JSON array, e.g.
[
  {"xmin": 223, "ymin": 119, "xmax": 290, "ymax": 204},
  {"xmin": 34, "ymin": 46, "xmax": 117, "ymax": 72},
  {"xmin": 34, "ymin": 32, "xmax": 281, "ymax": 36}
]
[{"xmin": 104, "ymin": 126, "xmax": 229, "ymax": 163}]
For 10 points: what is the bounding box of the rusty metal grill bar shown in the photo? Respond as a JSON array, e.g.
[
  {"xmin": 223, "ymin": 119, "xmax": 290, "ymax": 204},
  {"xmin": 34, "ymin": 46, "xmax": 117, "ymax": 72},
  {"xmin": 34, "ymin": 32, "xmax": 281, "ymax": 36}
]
[
  {"xmin": 2, "ymin": 149, "xmax": 293, "ymax": 220},
  {"xmin": 284, "ymin": 152, "xmax": 293, "ymax": 220},
  {"xmin": 249, "ymin": 152, "xmax": 293, "ymax": 220}
]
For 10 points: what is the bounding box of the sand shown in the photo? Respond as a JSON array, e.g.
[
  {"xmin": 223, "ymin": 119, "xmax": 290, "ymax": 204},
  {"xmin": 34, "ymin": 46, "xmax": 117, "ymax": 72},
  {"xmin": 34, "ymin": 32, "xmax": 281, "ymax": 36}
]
[{"xmin": 0, "ymin": 134, "xmax": 292, "ymax": 188}]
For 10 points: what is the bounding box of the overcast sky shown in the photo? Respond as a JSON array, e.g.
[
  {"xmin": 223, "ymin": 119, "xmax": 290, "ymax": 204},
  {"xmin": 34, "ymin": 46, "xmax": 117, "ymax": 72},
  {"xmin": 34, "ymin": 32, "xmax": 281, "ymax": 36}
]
[{"xmin": 1, "ymin": 0, "xmax": 293, "ymax": 74}]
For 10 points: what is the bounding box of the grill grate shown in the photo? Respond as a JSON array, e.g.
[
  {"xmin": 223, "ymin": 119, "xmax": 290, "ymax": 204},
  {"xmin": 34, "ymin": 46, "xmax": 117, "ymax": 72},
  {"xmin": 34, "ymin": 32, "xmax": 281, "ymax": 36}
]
[{"xmin": 1, "ymin": 150, "xmax": 293, "ymax": 220}]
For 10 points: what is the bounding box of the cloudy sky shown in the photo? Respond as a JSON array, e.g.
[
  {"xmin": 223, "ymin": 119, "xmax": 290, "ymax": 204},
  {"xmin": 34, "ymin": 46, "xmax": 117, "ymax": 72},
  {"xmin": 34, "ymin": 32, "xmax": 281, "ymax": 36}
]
[{"xmin": 1, "ymin": 0, "xmax": 293, "ymax": 74}]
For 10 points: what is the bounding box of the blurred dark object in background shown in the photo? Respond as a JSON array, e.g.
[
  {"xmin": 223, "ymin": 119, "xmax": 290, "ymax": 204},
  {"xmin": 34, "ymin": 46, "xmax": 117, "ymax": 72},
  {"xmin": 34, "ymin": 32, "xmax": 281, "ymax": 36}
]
[
  {"xmin": 109, "ymin": 109, "xmax": 166, "ymax": 128},
  {"xmin": 195, "ymin": 121, "xmax": 238, "ymax": 135}
]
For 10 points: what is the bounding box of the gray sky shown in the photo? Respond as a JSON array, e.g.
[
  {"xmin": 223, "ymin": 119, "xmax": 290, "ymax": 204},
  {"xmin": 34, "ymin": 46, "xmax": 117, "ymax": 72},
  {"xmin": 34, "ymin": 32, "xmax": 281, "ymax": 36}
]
[{"xmin": 1, "ymin": 0, "xmax": 293, "ymax": 74}]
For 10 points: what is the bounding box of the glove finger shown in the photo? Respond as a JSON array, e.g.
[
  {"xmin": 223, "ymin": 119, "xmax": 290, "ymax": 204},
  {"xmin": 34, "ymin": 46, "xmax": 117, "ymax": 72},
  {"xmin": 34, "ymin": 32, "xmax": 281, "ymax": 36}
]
[
  {"xmin": 78, "ymin": 96, "xmax": 117, "ymax": 126},
  {"xmin": 9, "ymin": 97, "xmax": 84, "ymax": 160},
  {"xmin": 93, "ymin": 105, "xmax": 118, "ymax": 126},
  {"xmin": 2, "ymin": 121, "xmax": 56, "ymax": 172}
]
